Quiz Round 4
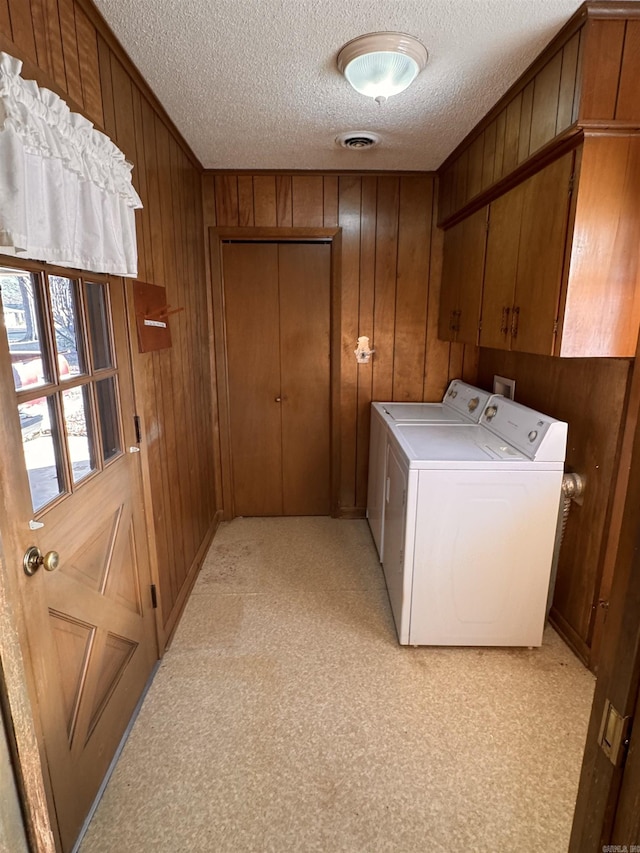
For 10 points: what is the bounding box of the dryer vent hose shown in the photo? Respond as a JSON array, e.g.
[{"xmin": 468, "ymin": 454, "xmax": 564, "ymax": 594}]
[
  {"xmin": 560, "ymin": 472, "xmax": 586, "ymax": 541},
  {"xmin": 547, "ymin": 472, "xmax": 586, "ymax": 619}
]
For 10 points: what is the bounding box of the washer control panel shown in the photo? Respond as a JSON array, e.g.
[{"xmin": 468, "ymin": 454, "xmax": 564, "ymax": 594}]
[{"xmin": 480, "ymin": 398, "xmax": 567, "ymax": 462}]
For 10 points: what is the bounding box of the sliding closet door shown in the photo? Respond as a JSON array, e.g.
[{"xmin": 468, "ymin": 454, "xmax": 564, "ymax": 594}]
[
  {"xmin": 223, "ymin": 243, "xmax": 283, "ymax": 515},
  {"xmin": 222, "ymin": 241, "xmax": 331, "ymax": 516},
  {"xmin": 279, "ymin": 243, "xmax": 331, "ymax": 515}
]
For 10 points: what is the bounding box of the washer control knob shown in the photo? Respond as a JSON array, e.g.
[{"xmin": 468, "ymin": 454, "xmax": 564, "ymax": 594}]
[
  {"xmin": 468, "ymin": 397, "xmax": 479, "ymax": 412},
  {"xmin": 528, "ymin": 430, "xmax": 538, "ymax": 442},
  {"xmin": 484, "ymin": 405, "xmax": 498, "ymax": 420}
]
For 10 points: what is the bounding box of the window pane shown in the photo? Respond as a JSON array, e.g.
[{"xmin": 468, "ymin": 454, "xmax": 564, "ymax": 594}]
[
  {"xmin": 86, "ymin": 283, "xmax": 113, "ymax": 370},
  {"xmin": 48, "ymin": 276, "xmax": 85, "ymax": 379},
  {"xmin": 1, "ymin": 269, "xmax": 49, "ymax": 392},
  {"xmin": 62, "ymin": 386, "xmax": 96, "ymax": 484},
  {"xmin": 96, "ymin": 377, "xmax": 121, "ymax": 462},
  {"xmin": 20, "ymin": 396, "xmax": 66, "ymax": 512}
]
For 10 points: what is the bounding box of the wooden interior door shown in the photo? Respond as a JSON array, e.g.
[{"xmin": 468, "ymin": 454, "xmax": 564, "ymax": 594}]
[
  {"xmin": 279, "ymin": 243, "xmax": 330, "ymax": 515},
  {"xmin": 513, "ymin": 151, "xmax": 575, "ymax": 355},
  {"xmin": 438, "ymin": 221, "xmax": 462, "ymax": 341},
  {"xmin": 222, "ymin": 241, "xmax": 331, "ymax": 517},
  {"xmin": 222, "ymin": 243, "xmax": 283, "ymax": 515},
  {"xmin": 479, "ymin": 183, "xmax": 525, "ymax": 350},
  {"xmin": 0, "ymin": 264, "xmax": 158, "ymax": 852}
]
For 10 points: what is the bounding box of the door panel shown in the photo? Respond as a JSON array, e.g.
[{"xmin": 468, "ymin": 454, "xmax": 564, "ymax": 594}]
[
  {"xmin": 0, "ymin": 265, "xmax": 157, "ymax": 851},
  {"xmin": 457, "ymin": 207, "xmax": 488, "ymax": 344},
  {"xmin": 514, "ymin": 152, "xmax": 574, "ymax": 355},
  {"xmin": 480, "ymin": 183, "xmax": 525, "ymax": 350},
  {"xmin": 223, "ymin": 243, "xmax": 283, "ymax": 516},
  {"xmin": 279, "ymin": 243, "xmax": 330, "ymax": 515},
  {"xmin": 222, "ymin": 241, "xmax": 331, "ymax": 518}
]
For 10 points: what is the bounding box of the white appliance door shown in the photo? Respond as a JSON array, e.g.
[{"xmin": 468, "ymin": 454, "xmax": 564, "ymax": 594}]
[
  {"xmin": 409, "ymin": 469, "xmax": 562, "ymax": 646},
  {"xmin": 382, "ymin": 442, "xmax": 410, "ymax": 643},
  {"xmin": 366, "ymin": 408, "xmax": 386, "ymax": 559}
]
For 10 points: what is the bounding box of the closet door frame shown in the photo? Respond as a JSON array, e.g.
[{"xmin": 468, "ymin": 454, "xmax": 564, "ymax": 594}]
[{"xmin": 209, "ymin": 227, "xmax": 342, "ymax": 520}]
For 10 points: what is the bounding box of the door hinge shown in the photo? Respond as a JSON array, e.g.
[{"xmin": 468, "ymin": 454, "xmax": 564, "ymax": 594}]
[
  {"xmin": 134, "ymin": 415, "xmax": 142, "ymax": 444},
  {"xmin": 150, "ymin": 584, "xmax": 158, "ymax": 609},
  {"xmin": 598, "ymin": 699, "xmax": 632, "ymax": 766},
  {"xmin": 399, "ymin": 548, "xmax": 404, "ymax": 565},
  {"xmin": 402, "ymin": 489, "xmax": 406, "ymax": 507},
  {"xmin": 568, "ymin": 173, "xmax": 575, "ymax": 195},
  {"xmin": 553, "ymin": 319, "xmax": 559, "ymax": 335}
]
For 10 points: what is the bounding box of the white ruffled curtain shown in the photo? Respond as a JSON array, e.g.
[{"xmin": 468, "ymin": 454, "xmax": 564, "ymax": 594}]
[{"xmin": 0, "ymin": 52, "xmax": 142, "ymax": 276}]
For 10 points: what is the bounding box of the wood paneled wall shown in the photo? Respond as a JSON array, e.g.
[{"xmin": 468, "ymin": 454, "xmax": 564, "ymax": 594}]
[
  {"xmin": 477, "ymin": 350, "xmax": 631, "ymax": 667},
  {"xmin": 0, "ymin": 0, "xmax": 218, "ymax": 646},
  {"xmin": 203, "ymin": 173, "xmax": 477, "ymax": 514}
]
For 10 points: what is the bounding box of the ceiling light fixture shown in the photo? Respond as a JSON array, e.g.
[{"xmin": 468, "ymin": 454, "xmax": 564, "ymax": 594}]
[{"xmin": 337, "ymin": 32, "xmax": 428, "ymax": 104}]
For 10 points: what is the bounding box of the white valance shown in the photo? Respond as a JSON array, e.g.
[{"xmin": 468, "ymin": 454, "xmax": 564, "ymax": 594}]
[{"xmin": 0, "ymin": 52, "xmax": 142, "ymax": 277}]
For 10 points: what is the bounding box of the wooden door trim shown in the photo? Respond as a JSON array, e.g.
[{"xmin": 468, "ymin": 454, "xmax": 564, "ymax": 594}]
[{"xmin": 209, "ymin": 227, "xmax": 342, "ymax": 519}]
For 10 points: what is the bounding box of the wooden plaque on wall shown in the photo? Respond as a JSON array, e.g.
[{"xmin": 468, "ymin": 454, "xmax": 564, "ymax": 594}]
[{"xmin": 133, "ymin": 281, "xmax": 173, "ymax": 352}]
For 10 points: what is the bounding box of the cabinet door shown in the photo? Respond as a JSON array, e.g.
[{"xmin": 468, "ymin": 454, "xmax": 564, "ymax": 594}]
[
  {"xmin": 512, "ymin": 151, "xmax": 574, "ymax": 355},
  {"xmin": 438, "ymin": 221, "xmax": 462, "ymax": 341},
  {"xmin": 457, "ymin": 206, "xmax": 489, "ymax": 344},
  {"xmin": 480, "ymin": 183, "xmax": 525, "ymax": 350}
]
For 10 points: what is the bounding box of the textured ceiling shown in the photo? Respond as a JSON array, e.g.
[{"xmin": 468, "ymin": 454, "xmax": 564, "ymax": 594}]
[{"xmin": 93, "ymin": 0, "xmax": 586, "ymax": 171}]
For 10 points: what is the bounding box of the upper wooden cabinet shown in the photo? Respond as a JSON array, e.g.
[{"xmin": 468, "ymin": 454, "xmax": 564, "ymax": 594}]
[
  {"xmin": 438, "ymin": 5, "xmax": 640, "ymax": 225},
  {"xmin": 480, "ymin": 151, "xmax": 575, "ymax": 355},
  {"xmin": 438, "ymin": 207, "xmax": 488, "ymax": 345},
  {"xmin": 440, "ymin": 136, "xmax": 640, "ymax": 358}
]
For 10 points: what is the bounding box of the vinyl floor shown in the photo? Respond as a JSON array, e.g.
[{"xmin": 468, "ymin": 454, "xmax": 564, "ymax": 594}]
[{"xmin": 80, "ymin": 517, "xmax": 595, "ymax": 853}]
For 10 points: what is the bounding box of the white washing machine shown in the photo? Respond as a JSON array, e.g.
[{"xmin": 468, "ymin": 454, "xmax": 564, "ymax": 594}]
[
  {"xmin": 367, "ymin": 380, "xmax": 495, "ymax": 559},
  {"xmin": 380, "ymin": 397, "xmax": 567, "ymax": 647}
]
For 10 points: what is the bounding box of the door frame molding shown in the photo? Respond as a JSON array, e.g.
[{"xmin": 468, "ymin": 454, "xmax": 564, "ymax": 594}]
[{"xmin": 209, "ymin": 227, "xmax": 342, "ymax": 519}]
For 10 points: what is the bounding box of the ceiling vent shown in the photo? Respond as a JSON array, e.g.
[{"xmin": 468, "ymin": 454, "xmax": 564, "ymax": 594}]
[{"xmin": 336, "ymin": 131, "xmax": 380, "ymax": 150}]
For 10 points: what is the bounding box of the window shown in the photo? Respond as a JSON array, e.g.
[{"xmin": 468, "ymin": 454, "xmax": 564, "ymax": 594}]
[{"xmin": 1, "ymin": 264, "xmax": 123, "ymax": 513}]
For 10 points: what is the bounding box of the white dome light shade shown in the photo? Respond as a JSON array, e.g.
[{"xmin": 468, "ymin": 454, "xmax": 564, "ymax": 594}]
[{"xmin": 337, "ymin": 33, "xmax": 428, "ymax": 101}]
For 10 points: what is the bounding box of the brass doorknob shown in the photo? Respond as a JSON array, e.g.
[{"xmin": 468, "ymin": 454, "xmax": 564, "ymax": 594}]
[
  {"xmin": 23, "ymin": 546, "xmax": 60, "ymax": 577},
  {"xmin": 275, "ymin": 396, "xmax": 282, "ymax": 402}
]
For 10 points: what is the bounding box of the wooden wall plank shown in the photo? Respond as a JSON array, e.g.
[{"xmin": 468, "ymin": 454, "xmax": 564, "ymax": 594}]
[
  {"xmin": 503, "ymin": 94, "xmax": 522, "ymax": 176},
  {"xmin": 201, "ymin": 174, "xmax": 217, "ymax": 228},
  {"xmin": 131, "ymin": 87, "xmax": 153, "ymax": 282},
  {"xmin": 423, "ymin": 193, "xmax": 450, "ymax": 400},
  {"xmin": 615, "ymin": 21, "xmax": 640, "ymax": 121},
  {"xmin": 0, "ymin": 0, "xmax": 11, "ymax": 39},
  {"xmin": 337, "ymin": 176, "xmax": 361, "ymax": 510},
  {"xmin": 253, "ymin": 176, "xmax": 277, "ymax": 226},
  {"xmin": 276, "ymin": 175, "xmax": 292, "ymax": 226},
  {"xmin": 467, "ymin": 135, "xmax": 484, "ymax": 200},
  {"xmin": 214, "ymin": 175, "xmax": 239, "ymax": 226},
  {"xmin": 493, "ymin": 110, "xmax": 506, "ymax": 182},
  {"xmin": 453, "ymin": 149, "xmax": 469, "ymax": 212},
  {"xmin": 237, "ymin": 176, "xmax": 254, "ymax": 226},
  {"xmin": 518, "ymin": 81, "xmax": 534, "ymax": 163},
  {"xmin": 140, "ymin": 95, "xmax": 164, "ymax": 285},
  {"xmin": 481, "ymin": 121, "xmax": 497, "ymax": 190},
  {"xmin": 57, "ymin": 0, "xmax": 82, "ymax": 105},
  {"xmin": 355, "ymin": 175, "xmax": 377, "ymax": 510},
  {"xmin": 96, "ymin": 35, "xmax": 115, "ymax": 138},
  {"xmin": 529, "ymin": 50, "xmax": 562, "ymax": 153},
  {"xmin": 292, "ymin": 176, "xmax": 324, "ymax": 227},
  {"xmin": 580, "ymin": 18, "xmax": 625, "ymax": 120},
  {"xmin": 74, "ymin": 5, "xmax": 103, "ymax": 127},
  {"xmin": 557, "ymin": 32, "xmax": 580, "ymax": 133},
  {"xmin": 29, "ymin": 0, "xmax": 51, "ymax": 74},
  {"xmin": 42, "ymin": 0, "xmax": 66, "ymax": 89},
  {"xmin": 323, "ymin": 176, "xmax": 338, "ymax": 227},
  {"xmin": 7, "ymin": 0, "xmax": 37, "ymax": 62},
  {"xmin": 110, "ymin": 55, "xmax": 136, "ymax": 162},
  {"xmin": 393, "ymin": 177, "xmax": 432, "ymax": 401},
  {"xmin": 371, "ymin": 177, "xmax": 399, "ymax": 404}
]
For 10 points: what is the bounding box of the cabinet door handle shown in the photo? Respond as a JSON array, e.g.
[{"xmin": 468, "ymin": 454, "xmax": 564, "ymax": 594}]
[
  {"xmin": 511, "ymin": 306, "xmax": 520, "ymax": 338},
  {"xmin": 500, "ymin": 306, "xmax": 511, "ymax": 335}
]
